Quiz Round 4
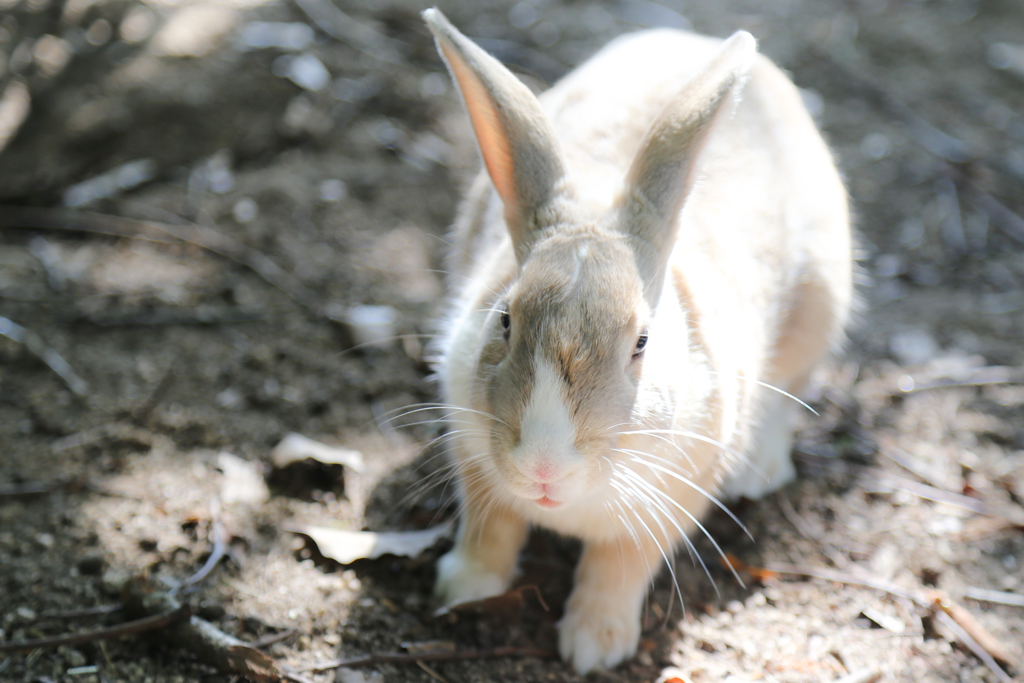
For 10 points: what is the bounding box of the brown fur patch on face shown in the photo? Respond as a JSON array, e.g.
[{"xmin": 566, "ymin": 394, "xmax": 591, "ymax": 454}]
[{"xmin": 482, "ymin": 225, "xmax": 650, "ymax": 458}]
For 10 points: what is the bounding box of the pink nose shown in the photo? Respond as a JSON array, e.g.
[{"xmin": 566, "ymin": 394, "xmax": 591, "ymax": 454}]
[{"xmin": 529, "ymin": 461, "xmax": 559, "ymax": 483}]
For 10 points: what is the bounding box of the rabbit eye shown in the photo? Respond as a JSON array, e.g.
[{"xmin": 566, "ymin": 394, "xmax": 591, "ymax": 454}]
[
  {"xmin": 632, "ymin": 332, "xmax": 648, "ymax": 358},
  {"xmin": 500, "ymin": 310, "xmax": 511, "ymax": 336}
]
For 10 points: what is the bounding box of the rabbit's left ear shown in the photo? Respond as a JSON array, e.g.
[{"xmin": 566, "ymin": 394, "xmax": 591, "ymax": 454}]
[
  {"xmin": 617, "ymin": 31, "xmax": 755, "ymax": 278},
  {"xmin": 423, "ymin": 8, "xmax": 571, "ymax": 265}
]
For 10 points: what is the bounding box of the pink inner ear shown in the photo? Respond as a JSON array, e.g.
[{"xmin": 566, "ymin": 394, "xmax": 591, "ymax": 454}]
[{"xmin": 439, "ymin": 41, "xmax": 518, "ymax": 212}]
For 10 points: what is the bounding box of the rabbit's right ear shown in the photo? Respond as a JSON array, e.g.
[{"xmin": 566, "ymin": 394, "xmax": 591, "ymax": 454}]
[
  {"xmin": 618, "ymin": 31, "xmax": 756, "ymax": 300},
  {"xmin": 423, "ymin": 8, "xmax": 571, "ymax": 265}
]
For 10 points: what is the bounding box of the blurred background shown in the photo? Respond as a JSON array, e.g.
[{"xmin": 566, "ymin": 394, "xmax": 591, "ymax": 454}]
[{"xmin": 1, "ymin": 1, "xmax": 1023, "ymax": 682}]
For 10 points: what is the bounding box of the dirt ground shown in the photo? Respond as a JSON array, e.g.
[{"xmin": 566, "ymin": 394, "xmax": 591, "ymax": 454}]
[{"xmin": 2, "ymin": 0, "xmax": 1024, "ymax": 681}]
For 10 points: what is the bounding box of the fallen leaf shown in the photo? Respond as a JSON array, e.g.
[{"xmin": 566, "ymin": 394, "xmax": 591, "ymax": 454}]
[
  {"xmin": 434, "ymin": 584, "xmax": 548, "ymax": 618},
  {"xmin": 283, "ymin": 522, "xmax": 450, "ymax": 564},
  {"xmin": 271, "ymin": 432, "xmax": 364, "ymax": 472},
  {"xmin": 225, "ymin": 645, "xmax": 286, "ymax": 683},
  {"xmin": 218, "ymin": 452, "xmax": 270, "ymax": 505},
  {"xmin": 656, "ymin": 667, "xmax": 693, "ymax": 683},
  {"xmin": 721, "ymin": 553, "xmax": 779, "ymax": 583}
]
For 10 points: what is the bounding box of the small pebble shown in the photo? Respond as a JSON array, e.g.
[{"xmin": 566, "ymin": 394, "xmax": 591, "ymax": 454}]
[
  {"xmin": 508, "ymin": 1, "xmax": 537, "ymax": 28},
  {"xmin": 215, "ymin": 387, "xmax": 243, "ymax": 409},
  {"xmin": 861, "ymin": 132, "xmax": 892, "ymax": 160},
  {"xmin": 274, "ymin": 53, "xmax": 331, "ymax": 91},
  {"xmin": 418, "ymin": 72, "xmax": 447, "ymax": 98},
  {"xmin": 102, "ymin": 568, "xmax": 129, "ymax": 595},
  {"xmin": 120, "ymin": 5, "xmax": 156, "ymax": 44},
  {"xmin": 232, "ymin": 197, "xmax": 258, "ymax": 224},
  {"xmin": 726, "ymin": 600, "xmax": 744, "ymax": 614},
  {"xmin": 85, "ymin": 18, "xmax": 113, "ymax": 46},
  {"xmin": 64, "ymin": 647, "xmax": 88, "ymax": 668},
  {"xmin": 318, "ymin": 178, "xmax": 347, "ymax": 202},
  {"xmin": 342, "ymin": 305, "xmax": 398, "ymax": 350}
]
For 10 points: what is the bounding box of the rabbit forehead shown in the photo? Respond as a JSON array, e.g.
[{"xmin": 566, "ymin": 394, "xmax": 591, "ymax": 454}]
[
  {"xmin": 511, "ymin": 229, "xmax": 647, "ymax": 330},
  {"xmin": 505, "ymin": 232, "xmax": 646, "ymax": 399}
]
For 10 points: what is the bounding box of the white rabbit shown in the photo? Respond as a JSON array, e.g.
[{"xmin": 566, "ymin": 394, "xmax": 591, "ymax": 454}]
[{"xmin": 422, "ymin": 8, "xmax": 852, "ymax": 674}]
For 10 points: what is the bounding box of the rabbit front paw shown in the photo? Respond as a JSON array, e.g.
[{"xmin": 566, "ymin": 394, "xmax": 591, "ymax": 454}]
[
  {"xmin": 557, "ymin": 588, "xmax": 641, "ymax": 674},
  {"xmin": 434, "ymin": 550, "xmax": 509, "ymax": 607}
]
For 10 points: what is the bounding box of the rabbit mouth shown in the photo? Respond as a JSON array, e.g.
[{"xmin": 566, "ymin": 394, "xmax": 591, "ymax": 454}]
[{"xmin": 535, "ymin": 495, "xmax": 563, "ymax": 509}]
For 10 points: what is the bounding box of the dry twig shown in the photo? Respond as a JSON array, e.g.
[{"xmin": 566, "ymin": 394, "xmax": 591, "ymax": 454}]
[
  {"xmin": 78, "ymin": 306, "xmax": 264, "ymax": 328},
  {"xmin": 767, "ymin": 563, "xmax": 1017, "ymax": 682},
  {"xmin": 0, "ymin": 605, "xmax": 189, "ymax": 654},
  {"xmin": 0, "ymin": 315, "xmax": 88, "ymax": 396},
  {"xmin": 876, "ymin": 440, "xmax": 946, "ymax": 489},
  {"xmin": 964, "ymin": 587, "xmax": 1024, "ymax": 608},
  {"xmin": 290, "ymin": 0, "xmax": 405, "ymax": 62},
  {"xmin": 862, "ymin": 468, "xmax": 1024, "ymax": 526},
  {"xmin": 178, "ymin": 498, "xmax": 229, "ymax": 593},
  {"xmin": 34, "ymin": 605, "xmax": 123, "ymax": 621},
  {"xmin": 123, "ymin": 579, "xmax": 312, "ymax": 683},
  {"xmin": 249, "ymin": 629, "xmax": 297, "ymax": 649},
  {"xmin": 0, "ymin": 207, "xmax": 320, "ymax": 312},
  {"xmin": 897, "ymin": 366, "xmax": 1024, "ymax": 395},
  {"xmin": 300, "ymin": 646, "xmax": 558, "ymax": 673},
  {"xmin": 926, "ymin": 589, "xmax": 1018, "ymax": 670},
  {"xmin": 0, "ymin": 479, "xmax": 73, "ymax": 499}
]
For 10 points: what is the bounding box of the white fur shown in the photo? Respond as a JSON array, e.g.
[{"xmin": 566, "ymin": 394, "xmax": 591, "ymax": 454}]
[
  {"xmin": 558, "ymin": 580, "xmax": 644, "ymax": 672},
  {"xmin": 423, "ymin": 8, "xmax": 851, "ymax": 674},
  {"xmin": 721, "ymin": 389, "xmax": 799, "ymax": 500},
  {"xmin": 435, "ymin": 551, "xmax": 508, "ymax": 605},
  {"xmin": 513, "ymin": 356, "xmax": 577, "ymax": 488}
]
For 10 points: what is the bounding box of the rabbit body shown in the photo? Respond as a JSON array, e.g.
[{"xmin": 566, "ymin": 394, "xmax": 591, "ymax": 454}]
[{"xmin": 424, "ymin": 10, "xmax": 851, "ymax": 674}]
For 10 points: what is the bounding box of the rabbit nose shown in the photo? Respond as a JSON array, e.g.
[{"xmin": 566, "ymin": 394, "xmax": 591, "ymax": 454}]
[{"xmin": 529, "ymin": 460, "xmax": 560, "ymax": 483}]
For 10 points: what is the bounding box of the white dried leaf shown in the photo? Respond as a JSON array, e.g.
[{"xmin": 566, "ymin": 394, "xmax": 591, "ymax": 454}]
[
  {"xmin": 283, "ymin": 522, "xmax": 451, "ymax": 564},
  {"xmin": 270, "ymin": 433, "xmax": 364, "ymax": 473},
  {"xmin": 218, "ymin": 451, "xmax": 270, "ymax": 505}
]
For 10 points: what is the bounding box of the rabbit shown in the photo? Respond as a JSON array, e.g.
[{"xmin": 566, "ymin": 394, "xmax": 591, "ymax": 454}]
[{"xmin": 422, "ymin": 7, "xmax": 852, "ymax": 674}]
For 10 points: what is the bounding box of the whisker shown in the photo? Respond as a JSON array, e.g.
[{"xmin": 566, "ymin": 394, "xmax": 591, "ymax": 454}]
[
  {"xmin": 394, "ymin": 449, "xmax": 492, "ymax": 510},
  {"xmin": 611, "ymin": 473, "xmax": 687, "ymax": 612},
  {"xmin": 622, "ymin": 458, "xmax": 750, "ymax": 589},
  {"xmin": 381, "ymin": 403, "xmax": 508, "ymax": 428},
  {"xmin": 625, "ymin": 455, "xmax": 751, "ymax": 540},
  {"xmin": 617, "ymin": 428, "xmax": 735, "ymax": 458},
  {"xmin": 612, "ymin": 447, "xmax": 693, "ymax": 481},
  {"xmin": 617, "ymin": 427, "xmax": 767, "ymax": 482},
  {"xmin": 611, "ymin": 500, "xmax": 653, "ymax": 591},
  {"xmin": 328, "ymin": 333, "xmax": 441, "ymax": 360},
  {"xmin": 616, "ymin": 431, "xmax": 699, "ymax": 472},
  {"xmin": 615, "ymin": 466, "xmax": 726, "ymax": 596},
  {"xmin": 706, "ymin": 370, "xmax": 819, "ymax": 416}
]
